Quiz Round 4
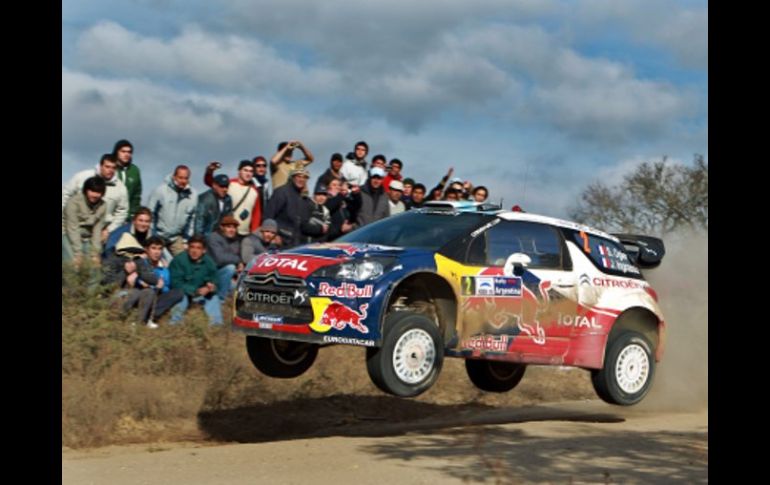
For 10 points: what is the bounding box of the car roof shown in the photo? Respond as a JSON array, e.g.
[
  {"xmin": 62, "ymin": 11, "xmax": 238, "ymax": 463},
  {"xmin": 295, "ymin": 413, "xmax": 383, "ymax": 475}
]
[{"xmin": 421, "ymin": 201, "xmax": 618, "ymax": 242}]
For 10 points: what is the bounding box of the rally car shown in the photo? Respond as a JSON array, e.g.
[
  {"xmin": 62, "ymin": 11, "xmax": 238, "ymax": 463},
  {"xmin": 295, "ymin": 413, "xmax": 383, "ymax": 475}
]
[{"xmin": 232, "ymin": 201, "xmax": 666, "ymax": 405}]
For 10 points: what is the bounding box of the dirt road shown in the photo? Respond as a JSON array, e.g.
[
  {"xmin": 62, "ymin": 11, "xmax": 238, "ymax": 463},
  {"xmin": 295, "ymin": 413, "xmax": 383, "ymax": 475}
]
[{"xmin": 62, "ymin": 399, "xmax": 707, "ymax": 484}]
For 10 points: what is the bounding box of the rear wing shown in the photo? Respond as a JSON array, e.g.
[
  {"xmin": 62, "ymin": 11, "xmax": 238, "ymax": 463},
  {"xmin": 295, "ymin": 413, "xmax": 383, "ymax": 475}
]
[{"xmin": 611, "ymin": 233, "xmax": 666, "ymax": 269}]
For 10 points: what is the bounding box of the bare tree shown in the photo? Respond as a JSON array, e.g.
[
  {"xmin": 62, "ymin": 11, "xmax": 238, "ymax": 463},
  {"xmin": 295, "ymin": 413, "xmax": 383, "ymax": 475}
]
[{"xmin": 570, "ymin": 155, "xmax": 708, "ymax": 236}]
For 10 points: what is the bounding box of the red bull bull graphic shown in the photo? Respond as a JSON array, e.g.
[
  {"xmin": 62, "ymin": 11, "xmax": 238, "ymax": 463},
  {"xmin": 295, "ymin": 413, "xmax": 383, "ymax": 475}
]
[{"xmin": 310, "ymin": 302, "xmax": 370, "ymax": 334}]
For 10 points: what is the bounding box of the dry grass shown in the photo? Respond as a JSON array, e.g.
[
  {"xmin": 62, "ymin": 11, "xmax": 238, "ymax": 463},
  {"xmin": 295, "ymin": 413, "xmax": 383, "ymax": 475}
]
[{"xmin": 62, "ymin": 264, "xmax": 596, "ymax": 449}]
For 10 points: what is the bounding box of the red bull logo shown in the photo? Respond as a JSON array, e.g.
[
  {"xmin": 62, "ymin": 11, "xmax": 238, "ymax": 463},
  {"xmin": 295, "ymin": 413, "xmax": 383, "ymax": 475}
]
[{"xmin": 310, "ymin": 302, "xmax": 369, "ymax": 334}]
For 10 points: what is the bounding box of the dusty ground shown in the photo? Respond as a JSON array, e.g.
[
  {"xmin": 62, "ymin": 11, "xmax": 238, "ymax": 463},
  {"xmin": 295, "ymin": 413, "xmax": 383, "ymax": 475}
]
[{"xmin": 62, "ymin": 399, "xmax": 707, "ymax": 484}]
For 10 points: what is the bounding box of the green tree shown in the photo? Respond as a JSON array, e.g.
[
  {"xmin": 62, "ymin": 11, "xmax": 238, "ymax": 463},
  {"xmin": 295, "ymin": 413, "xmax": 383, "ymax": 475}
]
[{"xmin": 570, "ymin": 155, "xmax": 708, "ymax": 236}]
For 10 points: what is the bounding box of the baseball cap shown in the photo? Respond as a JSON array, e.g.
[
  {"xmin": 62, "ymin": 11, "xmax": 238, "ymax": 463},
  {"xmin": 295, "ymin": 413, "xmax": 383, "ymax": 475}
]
[
  {"xmin": 220, "ymin": 215, "xmax": 239, "ymax": 226},
  {"xmin": 369, "ymin": 167, "xmax": 386, "ymax": 178},
  {"xmin": 213, "ymin": 174, "xmax": 230, "ymax": 187}
]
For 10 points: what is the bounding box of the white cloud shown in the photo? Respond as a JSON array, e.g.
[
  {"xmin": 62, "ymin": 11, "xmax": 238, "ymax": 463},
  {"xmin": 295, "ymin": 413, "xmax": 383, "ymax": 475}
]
[
  {"xmin": 574, "ymin": 0, "xmax": 708, "ymax": 69},
  {"xmin": 75, "ymin": 21, "xmax": 341, "ymax": 95},
  {"xmin": 62, "ymin": 68, "xmax": 356, "ymax": 194}
]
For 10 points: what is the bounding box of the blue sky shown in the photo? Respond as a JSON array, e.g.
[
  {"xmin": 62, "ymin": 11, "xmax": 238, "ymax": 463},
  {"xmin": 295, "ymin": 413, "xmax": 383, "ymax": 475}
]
[{"xmin": 62, "ymin": 0, "xmax": 707, "ymax": 218}]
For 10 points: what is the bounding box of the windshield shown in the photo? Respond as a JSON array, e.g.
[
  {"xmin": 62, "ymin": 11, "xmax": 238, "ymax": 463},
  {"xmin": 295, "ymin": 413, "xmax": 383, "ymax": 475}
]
[{"xmin": 337, "ymin": 211, "xmax": 493, "ymax": 251}]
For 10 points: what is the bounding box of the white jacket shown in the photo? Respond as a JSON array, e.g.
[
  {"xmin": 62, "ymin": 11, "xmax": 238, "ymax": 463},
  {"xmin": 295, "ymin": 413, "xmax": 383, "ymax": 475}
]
[
  {"xmin": 61, "ymin": 164, "xmax": 129, "ymax": 233},
  {"xmin": 340, "ymin": 159, "xmax": 368, "ymax": 187}
]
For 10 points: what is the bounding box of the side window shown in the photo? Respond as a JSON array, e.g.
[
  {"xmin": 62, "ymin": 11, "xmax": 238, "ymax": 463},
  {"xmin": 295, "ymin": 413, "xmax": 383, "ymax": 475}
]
[
  {"xmin": 466, "ymin": 235, "xmax": 486, "ymax": 266},
  {"xmin": 485, "ymin": 221, "xmax": 563, "ymax": 269},
  {"xmin": 568, "ymin": 230, "xmax": 642, "ymax": 278}
]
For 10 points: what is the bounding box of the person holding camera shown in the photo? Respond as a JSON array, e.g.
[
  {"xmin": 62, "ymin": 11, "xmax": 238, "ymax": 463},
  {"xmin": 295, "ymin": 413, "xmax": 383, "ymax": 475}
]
[
  {"xmin": 263, "ymin": 167, "xmax": 313, "ymax": 248},
  {"xmin": 300, "ymin": 184, "xmax": 332, "ymax": 244},
  {"xmin": 270, "ymin": 139, "xmax": 314, "ymax": 190}
]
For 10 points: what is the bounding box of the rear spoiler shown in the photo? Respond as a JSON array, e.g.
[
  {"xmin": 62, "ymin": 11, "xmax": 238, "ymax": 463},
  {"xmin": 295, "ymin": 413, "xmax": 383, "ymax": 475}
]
[{"xmin": 611, "ymin": 233, "xmax": 665, "ymax": 269}]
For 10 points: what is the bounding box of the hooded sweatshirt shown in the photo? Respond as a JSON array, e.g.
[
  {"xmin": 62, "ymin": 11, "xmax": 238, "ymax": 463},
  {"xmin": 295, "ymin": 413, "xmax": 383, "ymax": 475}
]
[
  {"xmin": 61, "ymin": 163, "xmax": 129, "ymax": 233},
  {"xmin": 147, "ymin": 175, "xmax": 198, "ymax": 241}
]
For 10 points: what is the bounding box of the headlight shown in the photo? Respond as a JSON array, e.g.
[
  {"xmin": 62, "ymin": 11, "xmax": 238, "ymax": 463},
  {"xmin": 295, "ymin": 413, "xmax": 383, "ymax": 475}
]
[{"xmin": 312, "ymin": 257, "xmax": 396, "ymax": 281}]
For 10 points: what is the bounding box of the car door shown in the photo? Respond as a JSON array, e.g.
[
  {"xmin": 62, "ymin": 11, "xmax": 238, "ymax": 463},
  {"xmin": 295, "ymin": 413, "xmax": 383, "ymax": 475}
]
[{"xmin": 453, "ymin": 220, "xmax": 578, "ymax": 362}]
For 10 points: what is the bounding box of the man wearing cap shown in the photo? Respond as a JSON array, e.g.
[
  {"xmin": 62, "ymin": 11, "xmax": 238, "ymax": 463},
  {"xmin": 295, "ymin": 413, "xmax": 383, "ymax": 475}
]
[
  {"xmin": 203, "ymin": 160, "xmax": 263, "ymax": 236},
  {"xmin": 242, "ymin": 218, "xmax": 282, "ymax": 270},
  {"xmin": 195, "ymin": 173, "xmax": 233, "ymax": 237},
  {"xmin": 206, "ymin": 215, "xmax": 244, "ymax": 300},
  {"xmin": 301, "ymin": 184, "xmax": 332, "ymax": 243},
  {"xmin": 356, "ymin": 167, "xmax": 390, "ymax": 227},
  {"xmin": 270, "ymin": 139, "xmax": 314, "ymax": 190},
  {"xmin": 264, "ymin": 167, "xmax": 312, "ymax": 248},
  {"xmin": 383, "ymin": 158, "xmax": 404, "ymax": 193},
  {"xmin": 387, "ymin": 180, "xmax": 406, "ymax": 215},
  {"xmin": 340, "ymin": 141, "xmax": 369, "ymax": 187}
]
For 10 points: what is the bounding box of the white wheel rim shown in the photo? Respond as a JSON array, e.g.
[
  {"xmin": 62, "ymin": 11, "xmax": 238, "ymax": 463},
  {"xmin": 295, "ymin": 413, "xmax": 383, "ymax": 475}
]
[
  {"xmin": 392, "ymin": 329, "xmax": 436, "ymax": 384},
  {"xmin": 615, "ymin": 344, "xmax": 650, "ymax": 394},
  {"xmin": 271, "ymin": 340, "xmax": 307, "ymax": 366}
]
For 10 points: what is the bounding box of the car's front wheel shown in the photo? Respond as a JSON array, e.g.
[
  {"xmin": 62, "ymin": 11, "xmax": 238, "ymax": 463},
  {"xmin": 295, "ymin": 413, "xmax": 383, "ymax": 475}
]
[
  {"xmin": 465, "ymin": 359, "xmax": 526, "ymax": 393},
  {"xmin": 366, "ymin": 312, "xmax": 444, "ymax": 397},
  {"xmin": 246, "ymin": 336, "xmax": 319, "ymax": 378},
  {"xmin": 591, "ymin": 330, "xmax": 655, "ymax": 405}
]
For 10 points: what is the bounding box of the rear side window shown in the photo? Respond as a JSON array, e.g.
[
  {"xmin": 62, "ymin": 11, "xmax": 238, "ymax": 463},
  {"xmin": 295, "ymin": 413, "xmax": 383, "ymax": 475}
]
[
  {"xmin": 470, "ymin": 221, "xmax": 566, "ymax": 270},
  {"xmin": 566, "ymin": 229, "xmax": 642, "ymax": 278}
]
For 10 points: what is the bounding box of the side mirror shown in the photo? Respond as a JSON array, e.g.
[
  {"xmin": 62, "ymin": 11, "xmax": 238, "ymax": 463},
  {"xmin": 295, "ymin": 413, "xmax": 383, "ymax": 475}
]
[{"xmin": 504, "ymin": 253, "xmax": 531, "ymax": 277}]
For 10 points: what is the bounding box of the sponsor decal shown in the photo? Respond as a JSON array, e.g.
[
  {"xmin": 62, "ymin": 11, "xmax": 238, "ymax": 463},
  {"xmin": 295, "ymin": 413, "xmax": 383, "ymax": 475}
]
[
  {"xmin": 477, "ymin": 277, "xmax": 495, "ymax": 295},
  {"xmin": 240, "ymin": 290, "xmax": 292, "ymax": 305},
  {"xmin": 461, "ymin": 334, "xmax": 510, "ymax": 352},
  {"xmin": 292, "ymin": 289, "xmax": 309, "ymax": 305},
  {"xmin": 597, "ymin": 244, "xmax": 641, "ymax": 275},
  {"xmin": 309, "ymin": 243, "xmax": 401, "ymax": 255},
  {"xmin": 254, "ymin": 314, "xmax": 284, "ymax": 324},
  {"xmin": 310, "ymin": 302, "xmax": 370, "ymax": 334},
  {"xmin": 258, "ymin": 322, "xmax": 273, "ymax": 329},
  {"xmin": 557, "ymin": 313, "xmax": 601, "ymax": 329},
  {"xmin": 461, "ymin": 276, "xmax": 522, "ymax": 297},
  {"xmin": 322, "ymin": 335, "xmax": 376, "ymax": 347},
  {"xmin": 592, "ymin": 277, "xmax": 645, "ymax": 289},
  {"xmin": 250, "ymin": 253, "xmax": 341, "ymax": 277},
  {"xmin": 318, "ymin": 282, "xmax": 374, "ymax": 298}
]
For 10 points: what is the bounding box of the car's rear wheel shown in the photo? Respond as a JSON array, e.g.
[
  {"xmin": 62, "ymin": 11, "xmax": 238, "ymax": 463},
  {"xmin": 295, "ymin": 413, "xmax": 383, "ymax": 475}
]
[
  {"xmin": 465, "ymin": 359, "xmax": 526, "ymax": 393},
  {"xmin": 591, "ymin": 330, "xmax": 655, "ymax": 405},
  {"xmin": 246, "ymin": 336, "xmax": 318, "ymax": 378},
  {"xmin": 366, "ymin": 312, "xmax": 444, "ymax": 397}
]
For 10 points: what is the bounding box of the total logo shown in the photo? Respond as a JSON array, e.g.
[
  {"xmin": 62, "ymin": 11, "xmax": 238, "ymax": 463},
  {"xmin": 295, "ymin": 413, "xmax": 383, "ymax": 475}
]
[{"xmin": 557, "ymin": 313, "xmax": 602, "ymax": 329}]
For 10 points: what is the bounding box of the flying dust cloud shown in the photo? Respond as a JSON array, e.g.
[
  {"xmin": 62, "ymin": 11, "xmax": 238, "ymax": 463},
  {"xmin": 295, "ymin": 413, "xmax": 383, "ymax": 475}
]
[{"xmin": 639, "ymin": 230, "xmax": 708, "ymax": 412}]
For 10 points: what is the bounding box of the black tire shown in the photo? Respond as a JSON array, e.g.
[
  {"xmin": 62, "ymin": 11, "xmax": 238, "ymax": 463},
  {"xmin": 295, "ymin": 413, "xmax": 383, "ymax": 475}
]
[
  {"xmin": 366, "ymin": 312, "xmax": 444, "ymax": 397},
  {"xmin": 465, "ymin": 359, "xmax": 526, "ymax": 393},
  {"xmin": 591, "ymin": 330, "xmax": 656, "ymax": 406},
  {"xmin": 246, "ymin": 336, "xmax": 319, "ymax": 378}
]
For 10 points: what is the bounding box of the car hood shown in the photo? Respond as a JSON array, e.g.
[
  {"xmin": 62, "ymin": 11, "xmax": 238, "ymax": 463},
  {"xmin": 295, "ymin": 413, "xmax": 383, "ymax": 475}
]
[{"xmin": 247, "ymin": 242, "xmax": 431, "ymax": 278}]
